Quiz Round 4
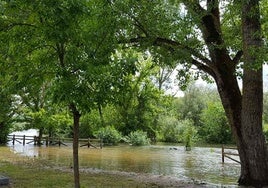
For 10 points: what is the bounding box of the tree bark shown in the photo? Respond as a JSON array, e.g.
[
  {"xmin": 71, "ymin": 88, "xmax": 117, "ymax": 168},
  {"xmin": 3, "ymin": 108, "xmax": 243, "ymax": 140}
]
[
  {"xmin": 127, "ymin": 0, "xmax": 268, "ymax": 186},
  {"xmin": 238, "ymin": 0, "xmax": 268, "ymax": 186},
  {"xmin": 182, "ymin": 1, "xmax": 268, "ymax": 186},
  {"xmin": 70, "ymin": 103, "xmax": 81, "ymax": 188}
]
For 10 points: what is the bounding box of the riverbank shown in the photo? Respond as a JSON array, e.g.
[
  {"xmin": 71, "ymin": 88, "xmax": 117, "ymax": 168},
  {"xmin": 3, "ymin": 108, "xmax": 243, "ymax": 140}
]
[{"xmin": 0, "ymin": 146, "xmax": 207, "ymax": 188}]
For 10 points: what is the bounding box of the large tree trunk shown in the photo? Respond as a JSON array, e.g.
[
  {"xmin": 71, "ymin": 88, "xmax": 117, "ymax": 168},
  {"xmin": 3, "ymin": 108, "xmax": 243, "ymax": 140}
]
[
  {"xmin": 214, "ymin": 1, "xmax": 268, "ymax": 186},
  {"xmin": 130, "ymin": 0, "xmax": 268, "ymax": 186},
  {"xmin": 238, "ymin": 0, "xmax": 268, "ymax": 186},
  {"xmin": 215, "ymin": 68, "xmax": 268, "ymax": 186},
  {"xmin": 70, "ymin": 103, "xmax": 81, "ymax": 188}
]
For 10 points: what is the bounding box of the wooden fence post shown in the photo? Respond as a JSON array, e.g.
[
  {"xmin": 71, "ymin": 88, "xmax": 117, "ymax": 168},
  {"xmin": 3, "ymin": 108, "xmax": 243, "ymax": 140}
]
[
  {"xmin": 34, "ymin": 136, "xmax": 37, "ymax": 145},
  {"xmin": 12, "ymin": 135, "xmax": 15, "ymax": 145},
  {"xmin": 87, "ymin": 138, "xmax": 90, "ymax": 148},
  {"xmin": 23, "ymin": 135, "xmax": 25, "ymax": 146},
  {"xmin": 46, "ymin": 137, "xmax": 49, "ymax": 146},
  {"xmin": 222, "ymin": 145, "xmax": 224, "ymax": 163}
]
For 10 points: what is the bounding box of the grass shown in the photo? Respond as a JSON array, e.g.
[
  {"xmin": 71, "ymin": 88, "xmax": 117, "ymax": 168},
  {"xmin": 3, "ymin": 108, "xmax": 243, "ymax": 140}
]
[
  {"xmin": 0, "ymin": 163, "xmax": 142, "ymax": 188},
  {"xmin": 0, "ymin": 146, "xmax": 148, "ymax": 188}
]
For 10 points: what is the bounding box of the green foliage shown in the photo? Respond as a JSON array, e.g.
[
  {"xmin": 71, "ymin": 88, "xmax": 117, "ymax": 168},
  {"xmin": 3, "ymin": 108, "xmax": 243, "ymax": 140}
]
[
  {"xmin": 22, "ymin": 105, "xmax": 72, "ymax": 138},
  {"xmin": 79, "ymin": 105, "xmax": 122, "ymax": 138},
  {"xmin": 200, "ymin": 102, "xmax": 233, "ymax": 144},
  {"xmin": 79, "ymin": 112, "xmax": 101, "ymax": 139},
  {"xmin": 177, "ymin": 84, "xmax": 220, "ymax": 127},
  {"xmin": 94, "ymin": 126, "xmax": 122, "ymax": 145},
  {"xmin": 263, "ymin": 92, "xmax": 268, "ymax": 124},
  {"xmin": 112, "ymin": 51, "xmax": 163, "ymax": 136},
  {"xmin": 157, "ymin": 116, "xmax": 196, "ymax": 145},
  {"xmin": 46, "ymin": 112, "xmax": 73, "ymax": 138},
  {"xmin": 182, "ymin": 120, "xmax": 197, "ymax": 149},
  {"xmin": 264, "ymin": 124, "xmax": 268, "ymax": 141},
  {"xmin": 157, "ymin": 116, "xmax": 182, "ymax": 143},
  {"xmin": 125, "ymin": 130, "xmax": 150, "ymax": 146}
]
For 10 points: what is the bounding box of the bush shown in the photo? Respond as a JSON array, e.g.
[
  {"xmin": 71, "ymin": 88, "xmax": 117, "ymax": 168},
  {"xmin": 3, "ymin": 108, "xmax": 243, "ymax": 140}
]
[
  {"xmin": 157, "ymin": 116, "xmax": 183, "ymax": 143},
  {"xmin": 182, "ymin": 121, "xmax": 197, "ymax": 150},
  {"xmin": 158, "ymin": 116, "xmax": 196, "ymax": 143},
  {"xmin": 94, "ymin": 126, "xmax": 122, "ymax": 145},
  {"xmin": 126, "ymin": 130, "xmax": 150, "ymax": 146}
]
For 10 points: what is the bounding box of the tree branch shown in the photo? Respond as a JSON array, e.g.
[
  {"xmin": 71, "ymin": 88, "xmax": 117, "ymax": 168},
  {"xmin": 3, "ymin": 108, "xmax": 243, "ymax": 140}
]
[
  {"xmin": 153, "ymin": 37, "xmax": 213, "ymax": 66},
  {"xmin": 191, "ymin": 59, "xmax": 216, "ymax": 79},
  {"xmin": 182, "ymin": 0, "xmax": 206, "ymax": 16},
  {"xmin": 130, "ymin": 15, "xmax": 149, "ymax": 37},
  {"xmin": 233, "ymin": 50, "xmax": 243, "ymax": 66},
  {"xmin": 207, "ymin": 0, "xmax": 220, "ymax": 20},
  {"xmin": 3, "ymin": 22, "xmax": 37, "ymax": 31},
  {"xmin": 125, "ymin": 36, "xmax": 215, "ymax": 70}
]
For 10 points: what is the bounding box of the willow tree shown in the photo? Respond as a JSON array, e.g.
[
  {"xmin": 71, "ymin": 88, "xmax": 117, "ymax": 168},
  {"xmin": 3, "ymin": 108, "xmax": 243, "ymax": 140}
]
[{"xmin": 112, "ymin": 0, "xmax": 268, "ymax": 186}]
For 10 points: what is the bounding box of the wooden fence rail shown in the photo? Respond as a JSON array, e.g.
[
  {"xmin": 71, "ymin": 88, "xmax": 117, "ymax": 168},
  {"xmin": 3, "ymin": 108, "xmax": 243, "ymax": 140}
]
[
  {"xmin": 7, "ymin": 135, "xmax": 102, "ymax": 149},
  {"xmin": 221, "ymin": 145, "xmax": 240, "ymax": 164},
  {"xmin": 221, "ymin": 144, "xmax": 268, "ymax": 164}
]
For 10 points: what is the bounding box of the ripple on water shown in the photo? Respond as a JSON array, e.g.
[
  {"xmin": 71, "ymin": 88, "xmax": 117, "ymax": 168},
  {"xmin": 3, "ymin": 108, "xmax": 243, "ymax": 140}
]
[{"xmin": 7, "ymin": 141, "xmax": 240, "ymax": 187}]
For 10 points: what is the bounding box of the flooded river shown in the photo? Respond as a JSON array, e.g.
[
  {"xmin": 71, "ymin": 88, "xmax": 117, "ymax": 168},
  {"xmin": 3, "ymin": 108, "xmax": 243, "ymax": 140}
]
[{"xmin": 7, "ymin": 141, "xmax": 240, "ymax": 187}]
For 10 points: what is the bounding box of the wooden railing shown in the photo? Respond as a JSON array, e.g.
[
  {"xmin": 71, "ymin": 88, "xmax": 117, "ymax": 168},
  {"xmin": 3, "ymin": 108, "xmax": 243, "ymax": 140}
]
[
  {"xmin": 221, "ymin": 145, "xmax": 240, "ymax": 164},
  {"xmin": 221, "ymin": 143, "xmax": 268, "ymax": 164},
  {"xmin": 7, "ymin": 135, "xmax": 102, "ymax": 149}
]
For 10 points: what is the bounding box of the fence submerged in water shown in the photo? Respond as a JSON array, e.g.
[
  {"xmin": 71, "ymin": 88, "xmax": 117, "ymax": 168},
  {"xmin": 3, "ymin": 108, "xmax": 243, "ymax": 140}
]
[{"xmin": 7, "ymin": 134, "xmax": 103, "ymax": 149}]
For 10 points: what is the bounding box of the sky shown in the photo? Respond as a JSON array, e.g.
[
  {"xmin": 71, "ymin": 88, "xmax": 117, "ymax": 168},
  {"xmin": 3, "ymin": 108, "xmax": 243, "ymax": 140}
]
[{"xmin": 165, "ymin": 64, "xmax": 268, "ymax": 97}]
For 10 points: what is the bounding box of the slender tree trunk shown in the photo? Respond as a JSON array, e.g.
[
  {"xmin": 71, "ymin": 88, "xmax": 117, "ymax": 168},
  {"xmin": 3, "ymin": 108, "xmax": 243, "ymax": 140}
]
[
  {"xmin": 97, "ymin": 103, "xmax": 104, "ymax": 127},
  {"xmin": 70, "ymin": 103, "xmax": 81, "ymax": 188},
  {"xmin": 38, "ymin": 127, "xmax": 44, "ymax": 146}
]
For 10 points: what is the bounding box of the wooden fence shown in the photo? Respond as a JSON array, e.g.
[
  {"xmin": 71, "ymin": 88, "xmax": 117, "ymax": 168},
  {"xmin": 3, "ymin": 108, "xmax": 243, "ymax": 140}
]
[
  {"xmin": 7, "ymin": 135, "xmax": 102, "ymax": 149},
  {"xmin": 221, "ymin": 145, "xmax": 240, "ymax": 164},
  {"xmin": 221, "ymin": 144, "xmax": 268, "ymax": 164}
]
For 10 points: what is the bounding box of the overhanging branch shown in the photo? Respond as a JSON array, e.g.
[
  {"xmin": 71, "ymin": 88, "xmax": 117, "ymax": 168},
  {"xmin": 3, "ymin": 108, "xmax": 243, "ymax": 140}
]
[
  {"xmin": 153, "ymin": 37, "xmax": 212, "ymax": 66},
  {"xmin": 191, "ymin": 59, "xmax": 216, "ymax": 79},
  {"xmin": 123, "ymin": 36, "xmax": 215, "ymax": 71}
]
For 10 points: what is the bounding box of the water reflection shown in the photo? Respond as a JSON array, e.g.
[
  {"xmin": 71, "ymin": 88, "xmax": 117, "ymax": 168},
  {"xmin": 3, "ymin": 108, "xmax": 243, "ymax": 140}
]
[{"xmin": 8, "ymin": 143, "xmax": 240, "ymax": 186}]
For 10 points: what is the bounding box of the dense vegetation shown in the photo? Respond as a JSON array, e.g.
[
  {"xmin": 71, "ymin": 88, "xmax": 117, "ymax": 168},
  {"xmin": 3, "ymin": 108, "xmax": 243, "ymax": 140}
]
[
  {"xmin": 2, "ymin": 80, "xmax": 268, "ymax": 146},
  {"xmin": 1, "ymin": 0, "xmax": 268, "ymax": 186}
]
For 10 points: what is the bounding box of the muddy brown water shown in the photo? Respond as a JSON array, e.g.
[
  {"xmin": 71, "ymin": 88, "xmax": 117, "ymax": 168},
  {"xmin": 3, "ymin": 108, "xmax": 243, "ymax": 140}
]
[
  {"xmin": 7, "ymin": 141, "xmax": 240, "ymax": 187},
  {"xmin": 6, "ymin": 130, "xmax": 240, "ymax": 187}
]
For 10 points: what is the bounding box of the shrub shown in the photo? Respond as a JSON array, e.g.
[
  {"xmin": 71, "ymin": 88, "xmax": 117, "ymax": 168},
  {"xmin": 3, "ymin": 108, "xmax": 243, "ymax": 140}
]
[
  {"xmin": 182, "ymin": 121, "xmax": 197, "ymax": 150},
  {"xmin": 126, "ymin": 130, "xmax": 150, "ymax": 146},
  {"xmin": 94, "ymin": 126, "xmax": 122, "ymax": 145},
  {"xmin": 157, "ymin": 116, "xmax": 183, "ymax": 143},
  {"xmin": 157, "ymin": 116, "xmax": 196, "ymax": 144}
]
